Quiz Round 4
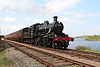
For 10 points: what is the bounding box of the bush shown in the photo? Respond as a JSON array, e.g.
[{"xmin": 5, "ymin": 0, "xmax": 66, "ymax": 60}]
[{"xmin": 75, "ymin": 46, "xmax": 91, "ymax": 50}]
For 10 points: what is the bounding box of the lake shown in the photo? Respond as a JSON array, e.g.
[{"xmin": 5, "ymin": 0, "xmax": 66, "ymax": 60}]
[{"xmin": 68, "ymin": 38, "xmax": 100, "ymax": 51}]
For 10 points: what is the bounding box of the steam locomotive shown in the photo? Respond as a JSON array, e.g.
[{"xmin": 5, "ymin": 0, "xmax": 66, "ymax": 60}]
[{"xmin": 5, "ymin": 16, "xmax": 74, "ymax": 49}]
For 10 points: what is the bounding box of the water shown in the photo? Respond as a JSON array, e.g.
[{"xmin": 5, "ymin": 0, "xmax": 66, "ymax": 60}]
[{"xmin": 68, "ymin": 38, "xmax": 100, "ymax": 51}]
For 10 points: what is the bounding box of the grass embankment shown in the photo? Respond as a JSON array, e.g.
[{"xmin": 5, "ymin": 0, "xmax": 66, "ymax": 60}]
[
  {"xmin": 0, "ymin": 47, "xmax": 15, "ymax": 67},
  {"xmin": 75, "ymin": 46, "xmax": 100, "ymax": 53},
  {"xmin": 76, "ymin": 35, "xmax": 100, "ymax": 41},
  {"xmin": 0, "ymin": 51, "xmax": 15, "ymax": 67}
]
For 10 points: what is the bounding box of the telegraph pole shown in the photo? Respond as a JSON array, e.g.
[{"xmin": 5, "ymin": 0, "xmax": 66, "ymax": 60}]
[
  {"xmin": 0, "ymin": 27, "xmax": 1, "ymax": 34},
  {"xmin": 0, "ymin": 27, "xmax": 4, "ymax": 40},
  {"xmin": 0, "ymin": 27, "xmax": 2, "ymax": 35}
]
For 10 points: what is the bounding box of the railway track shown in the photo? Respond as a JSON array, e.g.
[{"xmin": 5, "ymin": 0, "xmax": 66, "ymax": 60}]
[
  {"xmin": 38, "ymin": 46, "xmax": 100, "ymax": 62},
  {"xmin": 5, "ymin": 40, "xmax": 100, "ymax": 67},
  {"xmin": 8, "ymin": 44, "xmax": 93, "ymax": 67}
]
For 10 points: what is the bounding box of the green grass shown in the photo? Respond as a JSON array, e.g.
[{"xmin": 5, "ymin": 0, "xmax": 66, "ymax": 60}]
[
  {"xmin": 75, "ymin": 46, "xmax": 100, "ymax": 53},
  {"xmin": 83, "ymin": 50, "xmax": 100, "ymax": 53},
  {"xmin": 0, "ymin": 51, "xmax": 15, "ymax": 67}
]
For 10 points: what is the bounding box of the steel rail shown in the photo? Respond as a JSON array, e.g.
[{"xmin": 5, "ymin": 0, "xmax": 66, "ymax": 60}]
[
  {"xmin": 10, "ymin": 44, "xmax": 55, "ymax": 67},
  {"xmin": 5, "ymin": 40, "xmax": 95, "ymax": 67},
  {"xmin": 33, "ymin": 44, "xmax": 100, "ymax": 61}
]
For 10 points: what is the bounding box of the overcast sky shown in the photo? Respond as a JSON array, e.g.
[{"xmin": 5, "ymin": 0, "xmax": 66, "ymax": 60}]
[{"xmin": 0, "ymin": 0, "xmax": 100, "ymax": 36}]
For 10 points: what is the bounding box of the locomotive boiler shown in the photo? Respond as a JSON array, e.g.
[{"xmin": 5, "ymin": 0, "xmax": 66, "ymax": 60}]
[{"xmin": 5, "ymin": 16, "xmax": 74, "ymax": 49}]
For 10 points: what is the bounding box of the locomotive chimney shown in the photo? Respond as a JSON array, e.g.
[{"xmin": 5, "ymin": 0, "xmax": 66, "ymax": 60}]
[{"xmin": 53, "ymin": 16, "xmax": 58, "ymax": 21}]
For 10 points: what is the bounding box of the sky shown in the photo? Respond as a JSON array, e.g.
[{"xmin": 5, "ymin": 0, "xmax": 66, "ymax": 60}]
[{"xmin": 0, "ymin": 0, "xmax": 100, "ymax": 37}]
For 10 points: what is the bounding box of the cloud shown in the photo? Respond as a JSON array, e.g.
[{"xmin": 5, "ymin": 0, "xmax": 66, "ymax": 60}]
[
  {"xmin": 0, "ymin": 0, "xmax": 36, "ymax": 13},
  {"xmin": 74, "ymin": 10, "xmax": 100, "ymax": 18},
  {"xmin": 24, "ymin": 16, "xmax": 71, "ymax": 24},
  {"xmin": 24, "ymin": 16, "xmax": 86, "ymax": 24},
  {"xmin": 72, "ymin": 20, "xmax": 87, "ymax": 24},
  {"xmin": 92, "ymin": 27, "xmax": 100, "ymax": 30},
  {"xmin": 0, "ymin": 0, "xmax": 82, "ymax": 15},
  {"xmin": 1, "ymin": 25, "xmax": 24, "ymax": 35},
  {"xmin": 44, "ymin": 0, "xmax": 82, "ymax": 15},
  {"xmin": 58, "ymin": 16, "xmax": 71, "ymax": 23},
  {"xmin": 57, "ymin": 16, "xmax": 86, "ymax": 24},
  {"xmin": 82, "ymin": 27, "xmax": 100, "ymax": 35},
  {"xmin": 24, "ymin": 17, "xmax": 31, "ymax": 21},
  {"xmin": 87, "ymin": 13, "xmax": 100, "ymax": 17},
  {"xmin": 3, "ymin": 16, "xmax": 16, "ymax": 22},
  {"xmin": 24, "ymin": 17, "xmax": 44, "ymax": 23},
  {"xmin": 74, "ymin": 10, "xmax": 85, "ymax": 18}
]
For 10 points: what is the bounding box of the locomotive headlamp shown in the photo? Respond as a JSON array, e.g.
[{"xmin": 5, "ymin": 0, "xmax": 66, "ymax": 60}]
[{"xmin": 55, "ymin": 35, "xmax": 57, "ymax": 37}]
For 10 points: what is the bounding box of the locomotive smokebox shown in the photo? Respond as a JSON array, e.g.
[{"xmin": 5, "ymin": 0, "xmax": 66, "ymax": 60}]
[{"xmin": 53, "ymin": 16, "xmax": 58, "ymax": 21}]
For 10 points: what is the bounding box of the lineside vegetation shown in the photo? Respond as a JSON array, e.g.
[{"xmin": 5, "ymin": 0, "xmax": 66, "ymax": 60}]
[{"xmin": 75, "ymin": 46, "xmax": 100, "ymax": 53}]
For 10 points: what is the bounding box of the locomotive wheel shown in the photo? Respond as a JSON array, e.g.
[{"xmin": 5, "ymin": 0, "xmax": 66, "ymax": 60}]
[
  {"xmin": 63, "ymin": 46, "xmax": 67, "ymax": 50},
  {"xmin": 63, "ymin": 41, "xmax": 69, "ymax": 50},
  {"xmin": 36, "ymin": 39, "xmax": 42, "ymax": 46},
  {"xmin": 52, "ymin": 42, "xmax": 58, "ymax": 49}
]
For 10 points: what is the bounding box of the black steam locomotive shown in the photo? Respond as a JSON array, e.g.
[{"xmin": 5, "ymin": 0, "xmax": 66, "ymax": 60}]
[{"xmin": 5, "ymin": 16, "xmax": 74, "ymax": 49}]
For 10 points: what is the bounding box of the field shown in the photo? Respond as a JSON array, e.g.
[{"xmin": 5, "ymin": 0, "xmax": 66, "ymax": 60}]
[{"xmin": 76, "ymin": 35, "xmax": 100, "ymax": 41}]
